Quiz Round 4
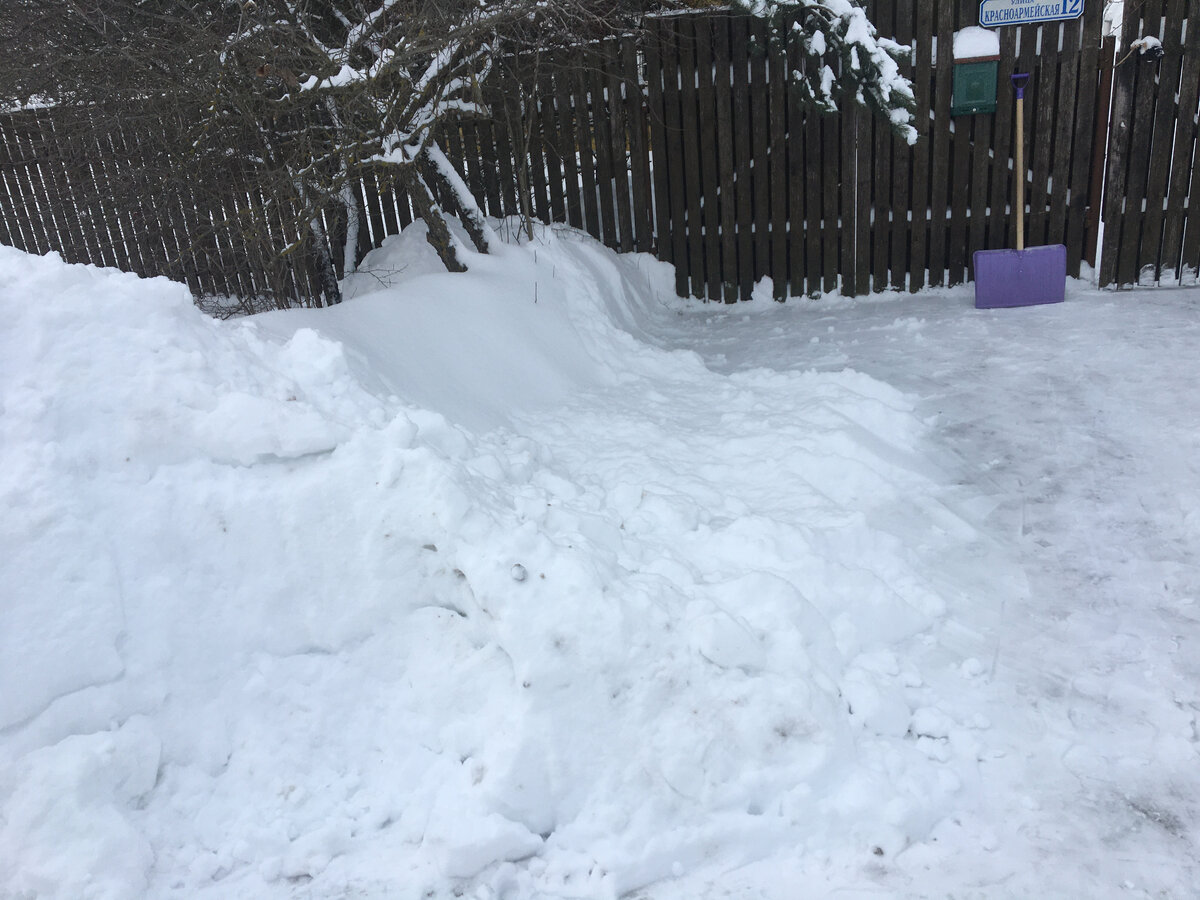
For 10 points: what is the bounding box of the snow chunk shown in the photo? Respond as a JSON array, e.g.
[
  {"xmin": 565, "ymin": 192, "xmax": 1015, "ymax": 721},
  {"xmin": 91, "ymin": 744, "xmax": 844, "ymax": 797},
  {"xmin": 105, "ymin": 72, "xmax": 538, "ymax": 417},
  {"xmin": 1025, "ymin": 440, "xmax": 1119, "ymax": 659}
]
[
  {"xmin": 0, "ymin": 717, "xmax": 160, "ymax": 899},
  {"xmin": 954, "ymin": 26, "xmax": 1000, "ymax": 60}
]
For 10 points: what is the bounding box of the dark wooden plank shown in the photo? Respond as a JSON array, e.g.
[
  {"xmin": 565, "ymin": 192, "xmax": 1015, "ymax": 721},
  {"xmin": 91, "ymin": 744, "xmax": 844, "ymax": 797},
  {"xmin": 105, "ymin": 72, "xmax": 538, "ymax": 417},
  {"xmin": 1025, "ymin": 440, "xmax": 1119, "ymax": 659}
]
[
  {"xmin": 870, "ymin": 1, "xmax": 895, "ymax": 291},
  {"xmin": 589, "ymin": 52, "xmax": 618, "ymax": 246},
  {"xmin": 1026, "ymin": 25, "xmax": 1060, "ymax": 248},
  {"xmin": 947, "ymin": 107, "xmax": 972, "ymax": 284},
  {"xmin": 908, "ymin": 0, "xmax": 933, "ymax": 291},
  {"xmin": 986, "ymin": 26, "xmax": 1018, "ymax": 253},
  {"xmin": 714, "ymin": 14, "xmax": 739, "ymax": 302},
  {"xmin": 1099, "ymin": 31, "xmax": 1137, "ymax": 284},
  {"xmin": 854, "ymin": 103, "xmax": 873, "ymax": 296},
  {"xmin": 590, "ymin": 55, "xmax": 619, "ymax": 247},
  {"xmin": 538, "ymin": 73, "xmax": 566, "ymax": 224},
  {"xmin": 644, "ymin": 24, "xmax": 673, "ymax": 259},
  {"xmin": 474, "ymin": 114, "xmax": 503, "ymax": 219},
  {"xmin": 1181, "ymin": 111, "xmax": 1200, "ymax": 281},
  {"xmin": 731, "ymin": 14, "xmax": 755, "ymax": 299},
  {"xmin": 573, "ymin": 63, "xmax": 602, "ymax": 239},
  {"xmin": 840, "ymin": 105, "xmax": 856, "ymax": 296},
  {"xmin": 1139, "ymin": 0, "xmax": 1188, "ymax": 282},
  {"xmin": 491, "ymin": 79, "xmax": 520, "ymax": 219},
  {"xmin": 676, "ymin": 15, "xmax": 700, "ymax": 296},
  {"xmin": 1159, "ymin": 0, "xmax": 1200, "ymax": 281},
  {"xmin": 551, "ymin": 72, "xmax": 581, "ymax": 230},
  {"xmin": 1067, "ymin": 2, "xmax": 1105, "ymax": 274},
  {"xmin": 678, "ymin": 16, "xmax": 706, "ymax": 298},
  {"xmin": 1176, "ymin": 0, "xmax": 1200, "ymax": 282},
  {"xmin": 1116, "ymin": 0, "xmax": 1165, "ymax": 285},
  {"xmin": 927, "ymin": 0, "xmax": 955, "ymax": 284},
  {"xmin": 1047, "ymin": 19, "xmax": 1081, "ymax": 251},
  {"xmin": 748, "ymin": 15, "xmax": 771, "ymax": 288},
  {"xmin": 661, "ymin": 21, "xmax": 691, "ymax": 293},
  {"xmin": 1007, "ymin": 24, "xmax": 1039, "ymax": 251},
  {"xmin": 623, "ymin": 35, "xmax": 654, "ymax": 253},
  {"xmin": 804, "ymin": 99, "xmax": 822, "ymax": 294},
  {"xmin": 966, "ymin": 113, "xmax": 992, "ymax": 281},
  {"xmin": 821, "ymin": 111, "xmax": 840, "ymax": 294},
  {"xmin": 695, "ymin": 15, "xmax": 723, "ymax": 300},
  {"xmin": 963, "ymin": 6, "xmax": 996, "ymax": 279},
  {"xmin": 605, "ymin": 40, "xmax": 634, "ymax": 253},
  {"xmin": 526, "ymin": 83, "xmax": 552, "ymax": 226},
  {"xmin": 888, "ymin": 0, "xmax": 913, "ymax": 290},
  {"xmin": 787, "ymin": 25, "xmax": 808, "ymax": 297},
  {"xmin": 768, "ymin": 25, "xmax": 789, "ymax": 298}
]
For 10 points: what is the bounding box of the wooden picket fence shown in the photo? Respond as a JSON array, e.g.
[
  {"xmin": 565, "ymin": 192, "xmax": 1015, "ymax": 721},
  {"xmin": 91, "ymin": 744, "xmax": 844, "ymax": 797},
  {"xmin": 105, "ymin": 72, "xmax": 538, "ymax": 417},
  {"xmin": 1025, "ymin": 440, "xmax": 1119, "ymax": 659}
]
[
  {"xmin": 1100, "ymin": 0, "xmax": 1200, "ymax": 288},
  {"xmin": 638, "ymin": 0, "xmax": 1110, "ymax": 299},
  {"xmin": 0, "ymin": 1, "xmax": 1195, "ymax": 306}
]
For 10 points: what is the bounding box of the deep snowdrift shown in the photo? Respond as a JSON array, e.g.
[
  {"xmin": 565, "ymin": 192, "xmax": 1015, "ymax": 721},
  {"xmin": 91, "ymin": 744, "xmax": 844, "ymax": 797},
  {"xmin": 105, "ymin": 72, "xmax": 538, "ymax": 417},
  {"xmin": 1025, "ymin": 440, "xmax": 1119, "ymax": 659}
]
[{"xmin": 0, "ymin": 227, "xmax": 1136, "ymax": 899}]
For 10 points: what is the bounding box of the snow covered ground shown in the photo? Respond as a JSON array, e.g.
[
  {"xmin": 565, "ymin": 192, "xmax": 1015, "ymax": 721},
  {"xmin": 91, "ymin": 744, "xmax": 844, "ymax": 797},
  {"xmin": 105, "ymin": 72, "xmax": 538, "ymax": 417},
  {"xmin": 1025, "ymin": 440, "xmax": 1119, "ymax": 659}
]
[{"xmin": 1, "ymin": 226, "xmax": 1197, "ymax": 899}]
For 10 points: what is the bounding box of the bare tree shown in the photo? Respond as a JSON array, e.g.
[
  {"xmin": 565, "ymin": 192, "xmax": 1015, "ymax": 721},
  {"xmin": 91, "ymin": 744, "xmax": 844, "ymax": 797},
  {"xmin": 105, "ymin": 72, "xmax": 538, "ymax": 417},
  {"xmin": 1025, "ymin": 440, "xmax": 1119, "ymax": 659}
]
[{"xmin": 1, "ymin": 1, "xmax": 919, "ymax": 305}]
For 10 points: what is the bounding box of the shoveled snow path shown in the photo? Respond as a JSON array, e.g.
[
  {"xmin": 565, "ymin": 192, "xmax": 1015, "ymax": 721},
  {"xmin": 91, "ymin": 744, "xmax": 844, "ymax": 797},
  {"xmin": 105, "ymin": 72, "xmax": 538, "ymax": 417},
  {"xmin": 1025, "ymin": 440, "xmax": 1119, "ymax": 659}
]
[{"xmin": 649, "ymin": 282, "xmax": 1200, "ymax": 897}]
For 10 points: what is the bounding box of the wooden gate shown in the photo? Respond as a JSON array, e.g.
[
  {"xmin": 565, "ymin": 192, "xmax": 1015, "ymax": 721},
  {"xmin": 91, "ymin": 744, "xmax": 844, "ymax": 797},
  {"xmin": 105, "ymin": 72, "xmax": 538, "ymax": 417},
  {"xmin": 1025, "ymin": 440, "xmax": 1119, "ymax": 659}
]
[
  {"xmin": 647, "ymin": 0, "xmax": 1108, "ymax": 300},
  {"xmin": 1100, "ymin": 0, "xmax": 1200, "ymax": 288}
]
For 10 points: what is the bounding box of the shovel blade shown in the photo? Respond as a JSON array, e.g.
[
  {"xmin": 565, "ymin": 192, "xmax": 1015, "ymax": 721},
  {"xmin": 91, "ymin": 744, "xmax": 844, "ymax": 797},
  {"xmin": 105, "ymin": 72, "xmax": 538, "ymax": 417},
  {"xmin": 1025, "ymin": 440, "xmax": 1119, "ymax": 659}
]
[{"xmin": 973, "ymin": 244, "xmax": 1067, "ymax": 309}]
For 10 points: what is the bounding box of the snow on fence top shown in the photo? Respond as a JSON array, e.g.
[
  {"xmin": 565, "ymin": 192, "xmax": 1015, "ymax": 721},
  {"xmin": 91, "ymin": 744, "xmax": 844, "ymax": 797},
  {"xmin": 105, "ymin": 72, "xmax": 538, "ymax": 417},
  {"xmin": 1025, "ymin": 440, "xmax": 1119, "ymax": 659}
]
[{"xmin": 953, "ymin": 26, "xmax": 1001, "ymax": 60}]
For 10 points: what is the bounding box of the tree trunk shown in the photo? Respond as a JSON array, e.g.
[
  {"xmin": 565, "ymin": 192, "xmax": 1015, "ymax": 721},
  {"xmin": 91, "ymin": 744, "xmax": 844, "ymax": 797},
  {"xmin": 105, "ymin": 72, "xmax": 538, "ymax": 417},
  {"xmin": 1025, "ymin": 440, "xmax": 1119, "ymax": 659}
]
[
  {"xmin": 340, "ymin": 180, "xmax": 361, "ymax": 276},
  {"xmin": 401, "ymin": 163, "xmax": 467, "ymax": 273},
  {"xmin": 422, "ymin": 142, "xmax": 496, "ymax": 254},
  {"xmin": 308, "ymin": 214, "xmax": 343, "ymax": 306}
]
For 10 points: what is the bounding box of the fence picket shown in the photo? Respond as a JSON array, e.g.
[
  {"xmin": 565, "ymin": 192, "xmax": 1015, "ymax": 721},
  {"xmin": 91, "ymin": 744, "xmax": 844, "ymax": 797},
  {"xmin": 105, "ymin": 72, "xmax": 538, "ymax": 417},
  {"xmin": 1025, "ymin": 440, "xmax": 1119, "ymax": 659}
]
[
  {"xmin": 909, "ymin": 2, "xmax": 933, "ymax": 292},
  {"xmin": 767, "ymin": 28, "xmax": 789, "ymax": 299},
  {"xmin": 731, "ymin": 15, "xmax": 755, "ymax": 299},
  {"xmin": 714, "ymin": 15, "xmax": 739, "ymax": 302},
  {"xmin": 1118, "ymin": 0, "xmax": 1165, "ymax": 285},
  {"xmin": 888, "ymin": 0, "xmax": 913, "ymax": 291},
  {"xmin": 927, "ymin": 0, "xmax": 955, "ymax": 285},
  {"xmin": 787, "ymin": 28, "xmax": 807, "ymax": 297},
  {"xmin": 622, "ymin": 36, "xmax": 654, "ymax": 254},
  {"xmin": 748, "ymin": 16, "xmax": 771, "ymax": 287},
  {"xmin": 1160, "ymin": 0, "xmax": 1200, "ymax": 281},
  {"xmin": 1068, "ymin": 4, "xmax": 1104, "ymax": 274}
]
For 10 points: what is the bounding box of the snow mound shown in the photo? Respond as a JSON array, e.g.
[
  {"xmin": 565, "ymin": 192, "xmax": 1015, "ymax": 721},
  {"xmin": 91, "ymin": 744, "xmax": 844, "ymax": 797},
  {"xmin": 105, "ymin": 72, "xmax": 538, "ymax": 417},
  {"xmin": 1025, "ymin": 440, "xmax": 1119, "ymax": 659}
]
[{"xmin": 0, "ymin": 231, "xmax": 991, "ymax": 899}]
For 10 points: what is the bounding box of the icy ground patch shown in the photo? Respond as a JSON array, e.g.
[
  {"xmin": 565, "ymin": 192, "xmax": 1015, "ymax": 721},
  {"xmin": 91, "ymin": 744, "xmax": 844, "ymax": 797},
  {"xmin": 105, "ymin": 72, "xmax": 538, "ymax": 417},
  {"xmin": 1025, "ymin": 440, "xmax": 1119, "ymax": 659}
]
[{"xmin": 1, "ymin": 230, "xmax": 1198, "ymax": 899}]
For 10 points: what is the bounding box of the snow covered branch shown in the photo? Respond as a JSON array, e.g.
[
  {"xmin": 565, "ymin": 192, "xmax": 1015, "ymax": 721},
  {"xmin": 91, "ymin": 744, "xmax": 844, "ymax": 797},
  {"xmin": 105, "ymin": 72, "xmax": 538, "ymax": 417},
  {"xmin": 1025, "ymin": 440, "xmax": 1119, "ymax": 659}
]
[{"xmin": 736, "ymin": 0, "xmax": 917, "ymax": 144}]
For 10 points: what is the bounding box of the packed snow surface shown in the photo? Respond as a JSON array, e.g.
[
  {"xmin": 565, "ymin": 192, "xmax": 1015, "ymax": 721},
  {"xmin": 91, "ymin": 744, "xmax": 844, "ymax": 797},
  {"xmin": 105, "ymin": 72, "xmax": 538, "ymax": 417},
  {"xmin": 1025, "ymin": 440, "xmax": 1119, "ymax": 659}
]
[{"xmin": 2, "ymin": 228, "xmax": 1198, "ymax": 899}]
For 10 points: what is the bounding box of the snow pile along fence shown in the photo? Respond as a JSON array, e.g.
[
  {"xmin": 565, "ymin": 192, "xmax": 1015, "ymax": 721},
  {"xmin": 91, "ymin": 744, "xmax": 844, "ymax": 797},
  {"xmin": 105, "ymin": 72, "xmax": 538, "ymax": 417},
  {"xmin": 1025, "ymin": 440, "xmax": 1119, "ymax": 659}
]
[{"xmin": 2, "ymin": 1, "xmax": 1190, "ymax": 306}]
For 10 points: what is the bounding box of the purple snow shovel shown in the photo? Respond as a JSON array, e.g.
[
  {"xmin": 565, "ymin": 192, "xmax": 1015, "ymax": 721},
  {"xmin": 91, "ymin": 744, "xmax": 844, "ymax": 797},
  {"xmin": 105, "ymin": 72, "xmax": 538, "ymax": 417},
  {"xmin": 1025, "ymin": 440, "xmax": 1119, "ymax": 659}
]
[{"xmin": 974, "ymin": 73, "xmax": 1066, "ymax": 309}]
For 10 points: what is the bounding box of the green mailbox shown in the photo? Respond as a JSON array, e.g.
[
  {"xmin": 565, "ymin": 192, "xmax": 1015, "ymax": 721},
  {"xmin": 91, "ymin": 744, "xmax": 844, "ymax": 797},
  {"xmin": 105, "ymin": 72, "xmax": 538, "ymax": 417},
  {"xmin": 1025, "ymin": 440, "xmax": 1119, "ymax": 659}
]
[{"xmin": 952, "ymin": 56, "xmax": 999, "ymax": 115}]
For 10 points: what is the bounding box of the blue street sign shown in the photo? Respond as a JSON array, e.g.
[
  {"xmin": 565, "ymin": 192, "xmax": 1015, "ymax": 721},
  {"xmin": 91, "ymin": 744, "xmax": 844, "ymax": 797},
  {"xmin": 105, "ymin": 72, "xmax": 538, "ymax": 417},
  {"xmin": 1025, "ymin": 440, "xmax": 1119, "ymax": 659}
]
[{"xmin": 979, "ymin": 0, "xmax": 1084, "ymax": 27}]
